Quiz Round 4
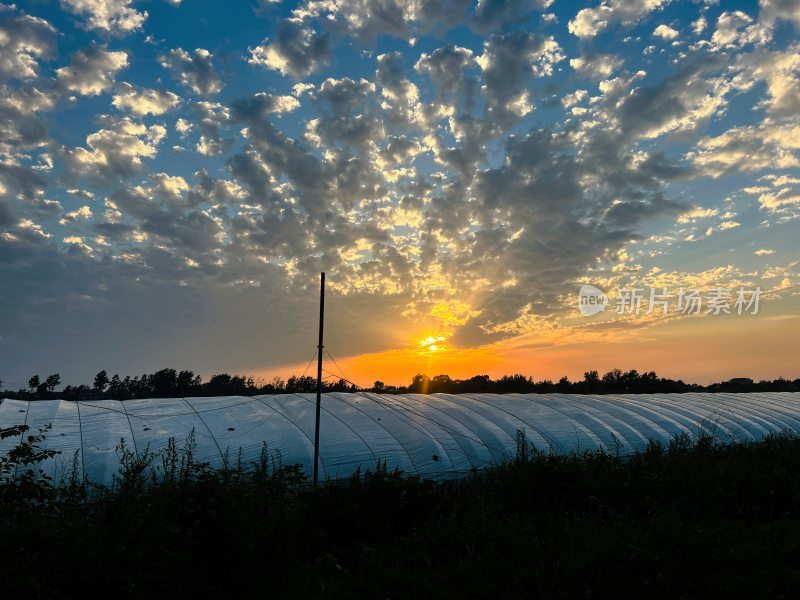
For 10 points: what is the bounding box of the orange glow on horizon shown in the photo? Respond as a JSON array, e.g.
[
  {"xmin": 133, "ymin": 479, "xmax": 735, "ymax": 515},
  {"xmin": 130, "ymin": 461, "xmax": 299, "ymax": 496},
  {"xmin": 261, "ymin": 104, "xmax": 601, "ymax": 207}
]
[{"xmin": 262, "ymin": 312, "xmax": 800, "ymax": 388}]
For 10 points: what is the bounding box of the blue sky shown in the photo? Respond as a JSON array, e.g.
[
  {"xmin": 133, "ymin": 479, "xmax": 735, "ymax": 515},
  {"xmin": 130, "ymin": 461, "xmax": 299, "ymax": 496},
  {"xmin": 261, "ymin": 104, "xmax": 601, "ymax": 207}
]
[{"xmin": 1, "ymin": 0, "xmax": 799, "ymax": 386}]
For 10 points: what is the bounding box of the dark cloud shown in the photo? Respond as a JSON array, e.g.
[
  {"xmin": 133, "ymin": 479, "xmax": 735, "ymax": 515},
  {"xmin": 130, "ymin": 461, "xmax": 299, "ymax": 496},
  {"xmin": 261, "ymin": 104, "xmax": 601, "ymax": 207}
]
[
  {"xmin": 472, "ymin": 0, "xmax": 552, "ymax": 32},
  {"xmin": 159, "ymin": 48, "xmax": 222, "ymax": 96},
  {"xmin": 248, "ymin": 21, "xmax": 331, "ymax": 79}
]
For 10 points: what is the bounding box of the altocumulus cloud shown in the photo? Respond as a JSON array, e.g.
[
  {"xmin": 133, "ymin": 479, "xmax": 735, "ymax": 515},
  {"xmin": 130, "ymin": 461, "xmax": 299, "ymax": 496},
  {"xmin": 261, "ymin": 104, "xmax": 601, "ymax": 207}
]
[{"xmin": 0, "ymin": 0, "xmax": 798, "ymax": 382}]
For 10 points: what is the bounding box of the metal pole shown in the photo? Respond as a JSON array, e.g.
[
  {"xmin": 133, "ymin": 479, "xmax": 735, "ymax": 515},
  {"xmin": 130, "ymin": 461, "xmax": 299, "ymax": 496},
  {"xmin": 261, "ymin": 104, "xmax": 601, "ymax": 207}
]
[{"xmin": 313, "ymin": 272, "xmax": 325, "ymax": 486}]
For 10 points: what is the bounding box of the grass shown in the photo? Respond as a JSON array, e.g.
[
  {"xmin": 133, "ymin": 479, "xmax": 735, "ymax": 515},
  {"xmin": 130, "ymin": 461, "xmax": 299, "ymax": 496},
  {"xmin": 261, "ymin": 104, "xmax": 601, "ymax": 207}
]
[{"xmin": 1, "ymin": 429, "xmax": 800, "ymax": 599}]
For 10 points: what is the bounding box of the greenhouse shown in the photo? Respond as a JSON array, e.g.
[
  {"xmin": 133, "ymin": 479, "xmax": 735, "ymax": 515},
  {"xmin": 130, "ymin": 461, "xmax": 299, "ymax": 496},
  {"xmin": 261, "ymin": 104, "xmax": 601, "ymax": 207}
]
[{"xmin": 2, "ymin": 392, "xmax": 800, "ymax": 486}]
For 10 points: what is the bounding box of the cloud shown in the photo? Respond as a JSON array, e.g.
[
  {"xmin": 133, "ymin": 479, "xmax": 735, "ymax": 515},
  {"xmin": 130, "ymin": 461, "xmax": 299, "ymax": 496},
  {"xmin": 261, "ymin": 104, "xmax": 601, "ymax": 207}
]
[
  {"xmin": 188, "ymin": 100, "xmax": 232, "ymax": 156},
  {"xmin": 59, "ymin": 205, "xmax": 93, "ymax": 224},
  {"xmin": 677, "ymin": 206, "xmax": 719, "ymax": 223},
  {"xmin": 294, "ymin": 0, "xmax": 473, "ymax": 41},
  {"xmin": 57, "ymin": 44, "xmax": 129, "ymax": 96},
  {"xmin": 569, "ymin": 53, "xmax": 624, "ymax": 80},
  {"xmin": 112, "ymin": 83, "xmax": 181, "ymax": 116},
  {"xmin": 757, "ymin": 190, "xmax": 800, "ymax": 210},
  {"xmin": 711, "ymin": 11, "xmax": 771, "ymax": 49},
  {"xmin": 568, "ymin": 0, "xmax": 670, "ymax": 39},
  {"xmin": 159, "ymin": 48, "xmax": 222, "ymax": 96},
  {"xmin": 0, "ymin": 5, "xmax": 56, "ymax": 82},
  {"xmin": 248, "ymin": 21, "xmax": 330, "ymax": 79},
  {"xmin": 472, "ymin": 0, "xmax": 553, "ymax": 32},
  {"xmin": 653, "ymin": 24, "xmax": 679, "ymax": 40},
  {"xmin": 415, "ymin": 45, "xmax": 477, "ymax": 102},
  {"xmin": 4, "ymin": 0, "xmax": 799, "ymax": 383},
  {"xmin": 759, "ymin": 0, "xmax": 800, "ymax": 28},
  {"xmin": 739, "ymin": 45, "xmax": 800, "ymax": 117},
  {"xmin": 63, "ymin": 116, "xmax": 167, "ymax": 180},
  {"xmin": 477, "ymin": 32, "xmax": 564, "ymax": 126},
  {"xmin": 705, "ymin": 220, "xmax": 740, "ymax": 237},
  {"xmin": 690, "ymin": 120, "xmax": 800, "ymax": 176},
  {"xmin": 740, "ymin": 173, "xmax": 800, "ymax": 221},
  {"xmin": 308, "ymin": 78, "xmax": 384, "ymax": 150},
  {"xmin": 603, "ymin": 56, "xmax": 734, "ymax": 139},
  {"xmin": 60, "ymin": 0, "xmax": 147, "ymax": 35}
]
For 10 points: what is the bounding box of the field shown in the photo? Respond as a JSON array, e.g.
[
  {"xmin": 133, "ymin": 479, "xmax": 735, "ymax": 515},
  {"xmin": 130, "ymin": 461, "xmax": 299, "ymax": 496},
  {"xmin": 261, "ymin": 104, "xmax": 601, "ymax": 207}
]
[{"xmin": 2, "ymin": 428, "xmax": 799, "ymax": 599}]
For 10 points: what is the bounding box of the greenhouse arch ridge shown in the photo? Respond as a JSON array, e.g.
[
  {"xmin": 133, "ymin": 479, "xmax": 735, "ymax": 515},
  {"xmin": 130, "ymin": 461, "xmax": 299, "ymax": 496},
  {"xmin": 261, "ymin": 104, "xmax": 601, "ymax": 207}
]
[{"xmin": 2, "ymin": 392, "xmax": 799, "ymax": 485}]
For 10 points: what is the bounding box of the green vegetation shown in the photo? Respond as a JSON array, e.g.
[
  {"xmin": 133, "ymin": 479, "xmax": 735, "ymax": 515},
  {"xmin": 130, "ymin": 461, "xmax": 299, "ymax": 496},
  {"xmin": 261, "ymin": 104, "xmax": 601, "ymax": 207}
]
[
  {"xmin": 2, "ymin": 426, "xmax": 799, "ymax": 598},
  {"xmin": 4, "ymin": 367, "xmax": 799, "ymax": 400}
]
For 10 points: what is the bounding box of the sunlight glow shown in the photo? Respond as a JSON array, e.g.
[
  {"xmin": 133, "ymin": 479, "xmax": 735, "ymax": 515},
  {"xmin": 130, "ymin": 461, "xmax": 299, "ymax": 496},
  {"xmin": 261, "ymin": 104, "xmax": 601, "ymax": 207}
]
[{"xmin": 417, "ymin": 335, "xmax": 446, "ymax": 353}]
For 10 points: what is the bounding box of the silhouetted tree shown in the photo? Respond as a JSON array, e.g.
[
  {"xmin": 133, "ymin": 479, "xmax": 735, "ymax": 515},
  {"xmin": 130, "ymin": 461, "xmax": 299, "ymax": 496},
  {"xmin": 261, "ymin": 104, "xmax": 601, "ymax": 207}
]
[
  {"xmin": 6, "ymin": 365, "xmax": 797, "ymax": 401},
  {"xmin": 94, "ymin": 370, "xmax": 109, "ymax": 392},
  {"xmin": 151, "ymin": 368, "xmax": 178, "ymax": 397},
  {"xmin": 177, "ymin": 370, "xmax": 201, "ymax": 395},
  {"xmin": 408, "ymin": 374, "xmax": 431, "ymax": 394},
  {"xmin": 44, "ymin": 374, "xmax": 60, "ymax": 393}
]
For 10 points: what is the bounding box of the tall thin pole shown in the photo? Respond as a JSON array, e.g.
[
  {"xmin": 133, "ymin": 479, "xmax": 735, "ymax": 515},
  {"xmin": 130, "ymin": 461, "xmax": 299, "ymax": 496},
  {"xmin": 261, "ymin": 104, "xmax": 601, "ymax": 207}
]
[{"xmin": 313, "ymin": 272, "xmax": 325, "ymax": 486}]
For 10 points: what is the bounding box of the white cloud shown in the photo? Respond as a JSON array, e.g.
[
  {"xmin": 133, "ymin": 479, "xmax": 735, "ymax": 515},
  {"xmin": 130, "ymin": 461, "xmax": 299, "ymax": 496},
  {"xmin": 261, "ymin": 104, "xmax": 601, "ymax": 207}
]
[
  {"xmin": 562, "ymin": 89, "xmax": 588, "ymax": 108},
  {"xmin": 711, "ymin": 11, "xmax": 771, "ymax": 49},
  {"xmin": 65, "ymin": 117, "xmax": 167, "ymax": 179},
  {"xmin": 175, "ymin": 118, "xmax": 192, "ymax": 136},
  {"xmin": 60, "ymin": 0, "xmax": 147, "ymax": 35},
  {"xmin": 57, "ymin": 45, "xmax": 128, "ymax": 96},
  {"xmin": 653, "ymin": 24, "xmax": 678, "ymax": 39},
  {"xmin": 758, "ymin": 190, "xmax": 800, "ymax": 210},
  {"xmin": 570, "ymin": 54, "xmax": 623, "ymax": 79},
  {"xmin": 569, "ymin": 0, "xmax": 670, "ymax": 39},
  {"xmin": 0, "ymin": 6, "xmax": 56, "ymax": 82},
  {"xmin": 60, "ymin": 205, "xmax": 93, "ymax": 224},
  {"xmin": 740, "ymin": 46, "xmax": 800, "ymax": 116},
  {"xmin": 690, "ymin": 120, "xmax": 800, "ymax": 176},
  {"xmin": 692, "ymin": 16, "xmax": 707, "ymax": 35},
  {"xmin": 677, "ymin": 206, "xmax": 718, "ymax": 223},
  {"xmin": 704, "ymin": 220, "xmax": 740, "ymax": 237},
  {"xmin": 112, "ymin": 83, "xmax": 181, "ymax": 116}
]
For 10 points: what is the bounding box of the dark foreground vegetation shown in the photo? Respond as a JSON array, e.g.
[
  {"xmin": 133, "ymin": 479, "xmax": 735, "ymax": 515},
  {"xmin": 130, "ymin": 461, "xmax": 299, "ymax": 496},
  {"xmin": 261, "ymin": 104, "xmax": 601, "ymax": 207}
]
[
  {"xmin": 5, "ymin": 367, "xmax": 800, "ymax": 400},
  {"xmin": 2, "ymin": 427, "xmax": 799, "ymax": 599}
]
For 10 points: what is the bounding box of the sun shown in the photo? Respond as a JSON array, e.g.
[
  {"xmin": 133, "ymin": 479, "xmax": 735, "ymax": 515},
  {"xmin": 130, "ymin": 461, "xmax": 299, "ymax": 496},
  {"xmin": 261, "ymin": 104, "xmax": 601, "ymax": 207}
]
[{"xmin": 417, "ymin": 335, "xmax": 446, "ymax": 353}]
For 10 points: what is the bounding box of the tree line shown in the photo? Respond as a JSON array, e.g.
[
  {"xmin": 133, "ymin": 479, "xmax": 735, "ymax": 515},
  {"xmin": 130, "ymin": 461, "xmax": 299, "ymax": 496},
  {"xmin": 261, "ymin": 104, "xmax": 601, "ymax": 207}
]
[{"xmin": 1, "ymin": 368, "xmax": 798, "ymax": 401}]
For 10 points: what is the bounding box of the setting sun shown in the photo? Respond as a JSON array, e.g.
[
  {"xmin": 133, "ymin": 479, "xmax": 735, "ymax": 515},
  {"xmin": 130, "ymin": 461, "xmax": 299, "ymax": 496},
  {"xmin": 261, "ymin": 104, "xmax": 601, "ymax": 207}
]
[{"xmin": 417, "ymin": 335, "xmax": 447, "ymax": 353}]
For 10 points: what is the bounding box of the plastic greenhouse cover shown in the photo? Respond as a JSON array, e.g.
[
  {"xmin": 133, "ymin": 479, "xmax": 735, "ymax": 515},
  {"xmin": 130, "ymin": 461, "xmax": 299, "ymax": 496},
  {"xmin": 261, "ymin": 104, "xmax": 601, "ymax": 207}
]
[{"xmin": 1, "ymin": 392, "xmax": 799, "ymax": 486}]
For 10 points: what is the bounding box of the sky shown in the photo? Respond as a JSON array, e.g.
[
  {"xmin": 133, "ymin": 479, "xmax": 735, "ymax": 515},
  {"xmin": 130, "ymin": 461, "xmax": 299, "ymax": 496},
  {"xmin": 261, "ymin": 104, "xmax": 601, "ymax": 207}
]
[{"xmin": 1, "ymin": 0, "xmax": 799, "ymax": 389}]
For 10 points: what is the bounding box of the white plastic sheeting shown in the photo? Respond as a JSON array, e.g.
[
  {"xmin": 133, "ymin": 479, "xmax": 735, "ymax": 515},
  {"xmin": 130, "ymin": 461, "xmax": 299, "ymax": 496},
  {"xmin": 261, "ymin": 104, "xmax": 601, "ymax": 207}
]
[{"xmin": 1, "ymin": 392, "xmax": 799, "ymax": 485}]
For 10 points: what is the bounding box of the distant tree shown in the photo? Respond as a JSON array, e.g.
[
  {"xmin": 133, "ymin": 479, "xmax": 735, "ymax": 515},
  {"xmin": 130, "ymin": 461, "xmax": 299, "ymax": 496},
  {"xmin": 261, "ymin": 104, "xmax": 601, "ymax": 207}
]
[
  {"xmin": 260, "ymin": 376, "xmax": 286, "ymax": 393},
  {"xmin": 430, "ymin": 374, "xmax": 452, "ymax": 393},
  {"xmin": 556, "ymin": 376, "xmax": 571, "ymax": 392},
  {"xmin": 373, "ymin": 381, "xmax": 385, "ymax": 392},
  {"xmin": 150, "ymin": 368, "xmax": 178, "ymax": 397},
  {"xmin": 94, "ymin": 370, "xmax": 109, "ymax": 392},
  {"xmin": 44, "ymin": 373, "xmax": 61, "ymax": 393},
  {"xmin": 107, "ymin": 374, "xmax": 122, "ymax": 398},
  {"xmin": 408, "ymin": 374, "xmax": 431, "ymax": 394},
  {"xmin": 464, "ymin": 375, "xmax": 491, "ymax": 392},
  {"xmin": 28, "ymin": 375, "xmax": 40, "ymax": 392},
  {"xmin": 177, "ymin": 370, "xmax": 201, "ymax": 395},
  {"xmin": 285, "ymin": 375, "xmax": 317, "ymax": 393}
]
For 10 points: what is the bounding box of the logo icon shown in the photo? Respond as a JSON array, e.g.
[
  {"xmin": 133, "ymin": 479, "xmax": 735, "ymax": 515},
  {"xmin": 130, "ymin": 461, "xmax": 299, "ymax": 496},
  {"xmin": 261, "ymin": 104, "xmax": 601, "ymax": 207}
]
[{"xmin": 578, "ymin": 285, "xmax": 608, "ymax": 316}]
